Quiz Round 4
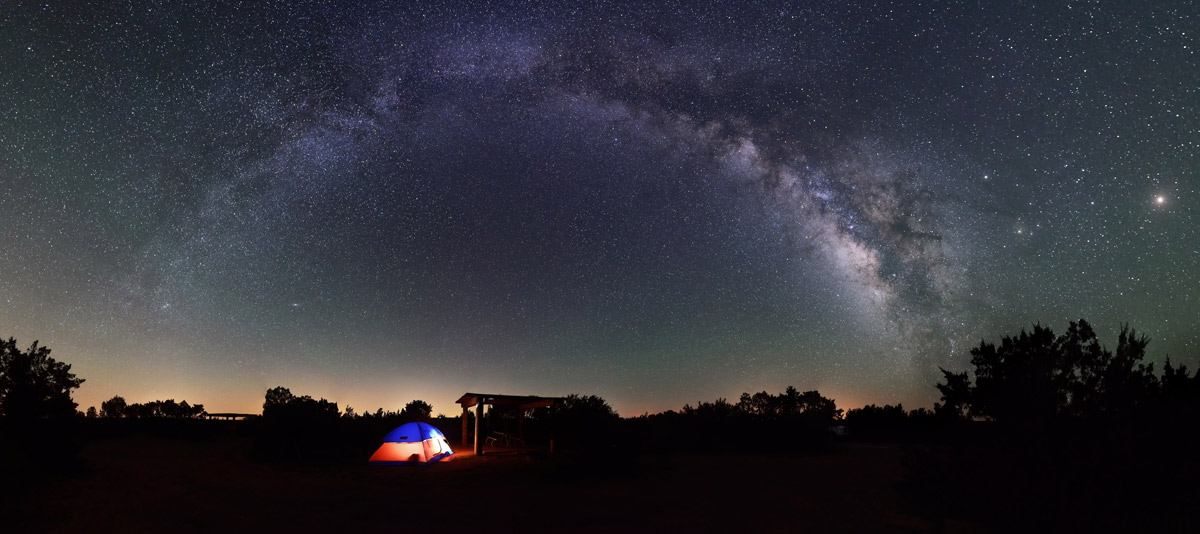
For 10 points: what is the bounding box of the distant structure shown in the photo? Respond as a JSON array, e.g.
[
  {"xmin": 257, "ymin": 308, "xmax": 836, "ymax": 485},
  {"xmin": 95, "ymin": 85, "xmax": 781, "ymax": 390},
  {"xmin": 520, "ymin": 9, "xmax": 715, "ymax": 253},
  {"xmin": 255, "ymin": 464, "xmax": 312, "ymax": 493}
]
[
  {"xmin": 204, "ymin": 412, "xmax": 257, "ymax": 421},
  {"xmin": 455, "ymin": 393, "xmax": 562, "ymax": 455}
]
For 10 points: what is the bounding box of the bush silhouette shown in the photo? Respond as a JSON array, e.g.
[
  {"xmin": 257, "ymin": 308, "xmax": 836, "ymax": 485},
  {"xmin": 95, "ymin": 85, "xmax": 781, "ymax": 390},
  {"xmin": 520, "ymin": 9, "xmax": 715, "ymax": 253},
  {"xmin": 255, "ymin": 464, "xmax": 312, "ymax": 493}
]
[
  {"xmin": 934, "ymin": 319, "xmax": 1183, "ymax": 424},
  {"xmin": 0, "ymin": 337, "xmax": 85, "ymax": 477},
  {"xmin": 0, "ymin": 337, "xmax": 84, "ymax": 420},
  {"xmin": 254, "ymin": 386, "xmax": 342, "ymax": 463},
  {"xmin": 915, "ymin": 319, "xmax": 1200, "ymax": 531},
  {"xmin": 401, "ymin": 399, "xmax": 433, "ymax": 421}
]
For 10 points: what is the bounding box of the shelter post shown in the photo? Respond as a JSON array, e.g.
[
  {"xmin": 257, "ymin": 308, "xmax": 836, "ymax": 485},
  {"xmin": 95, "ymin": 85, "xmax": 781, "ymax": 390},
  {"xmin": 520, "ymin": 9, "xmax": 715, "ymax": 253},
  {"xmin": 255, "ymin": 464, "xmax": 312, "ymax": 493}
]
[
  {"xmin": 474, "ymin": 399, "xmax": 484, "ymax": 455},
  {"xmin": 455, "ymin": 393, "xmax": 563, "ymax": 454},
  {"xmin": 461, "ymin": 405, "xmax": 470, "ymax": 448}
]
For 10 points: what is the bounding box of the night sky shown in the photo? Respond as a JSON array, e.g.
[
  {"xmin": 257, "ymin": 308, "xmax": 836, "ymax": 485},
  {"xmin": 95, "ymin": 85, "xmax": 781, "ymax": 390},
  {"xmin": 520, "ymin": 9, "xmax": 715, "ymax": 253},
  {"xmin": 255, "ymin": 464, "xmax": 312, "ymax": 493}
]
[{"xmin": 2, "ymin": 1, "xmax": 1196, "ymax": 416}]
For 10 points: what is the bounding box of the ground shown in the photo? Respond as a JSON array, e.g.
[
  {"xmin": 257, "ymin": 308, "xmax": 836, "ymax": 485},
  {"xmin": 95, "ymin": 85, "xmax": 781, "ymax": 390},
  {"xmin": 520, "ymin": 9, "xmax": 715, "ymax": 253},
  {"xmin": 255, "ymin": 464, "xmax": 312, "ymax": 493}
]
[{"xmin": 5, "ymin": 434, "xmax": 980, "ymax": 533}]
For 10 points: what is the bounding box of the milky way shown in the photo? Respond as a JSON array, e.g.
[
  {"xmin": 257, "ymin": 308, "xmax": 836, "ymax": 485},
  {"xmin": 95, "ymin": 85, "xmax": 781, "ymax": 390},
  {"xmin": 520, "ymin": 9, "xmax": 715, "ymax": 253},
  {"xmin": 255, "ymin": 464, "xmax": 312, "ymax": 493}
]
[{"xmin": 1, "ymin": 1, "xmax": 1196, "ymax": 414}]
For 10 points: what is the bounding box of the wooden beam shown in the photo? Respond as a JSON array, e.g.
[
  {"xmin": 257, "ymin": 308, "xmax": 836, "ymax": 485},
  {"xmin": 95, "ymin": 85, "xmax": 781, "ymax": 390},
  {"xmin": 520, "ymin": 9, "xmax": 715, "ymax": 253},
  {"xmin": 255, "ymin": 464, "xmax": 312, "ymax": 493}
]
[
  {"xmin": 461, "ymin": 405, "xmax": 470, "ymax": 448},
  {"xmin": 474, "ymin": 399, "xmax": 484, "ymax": 455}
]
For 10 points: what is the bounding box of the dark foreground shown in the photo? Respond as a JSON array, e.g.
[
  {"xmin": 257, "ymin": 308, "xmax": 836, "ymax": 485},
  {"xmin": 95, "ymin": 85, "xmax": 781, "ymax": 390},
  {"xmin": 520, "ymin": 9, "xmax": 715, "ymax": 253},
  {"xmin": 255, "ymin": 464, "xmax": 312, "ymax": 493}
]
[{"xmin": 4, "ymin": 434, "xmax": 964, "ymax": 533}]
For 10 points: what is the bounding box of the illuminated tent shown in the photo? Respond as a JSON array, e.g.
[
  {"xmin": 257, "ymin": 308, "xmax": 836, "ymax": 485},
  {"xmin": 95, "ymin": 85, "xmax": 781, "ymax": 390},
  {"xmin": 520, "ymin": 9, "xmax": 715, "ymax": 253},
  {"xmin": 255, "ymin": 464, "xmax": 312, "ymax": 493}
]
[{"xmin": 369, "ymin": 422, "xmax": 454, "ymax": 465}]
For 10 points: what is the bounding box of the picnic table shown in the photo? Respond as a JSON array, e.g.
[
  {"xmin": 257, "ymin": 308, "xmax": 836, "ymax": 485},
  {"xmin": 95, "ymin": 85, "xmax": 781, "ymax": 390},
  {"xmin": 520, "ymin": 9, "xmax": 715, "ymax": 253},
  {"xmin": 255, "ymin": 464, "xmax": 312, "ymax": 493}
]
[{"xmin": 488, "ymin": 431, "xmax": 525, "ymax": 448}]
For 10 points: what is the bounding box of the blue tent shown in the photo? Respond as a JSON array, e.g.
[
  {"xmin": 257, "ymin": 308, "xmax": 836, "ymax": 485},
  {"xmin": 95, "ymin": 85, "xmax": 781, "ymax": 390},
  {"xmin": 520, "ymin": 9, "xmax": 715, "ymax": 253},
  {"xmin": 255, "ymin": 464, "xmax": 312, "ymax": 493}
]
[{"xmin": 369, "ymin": 422, "xmax": 454, "ymax": 465}]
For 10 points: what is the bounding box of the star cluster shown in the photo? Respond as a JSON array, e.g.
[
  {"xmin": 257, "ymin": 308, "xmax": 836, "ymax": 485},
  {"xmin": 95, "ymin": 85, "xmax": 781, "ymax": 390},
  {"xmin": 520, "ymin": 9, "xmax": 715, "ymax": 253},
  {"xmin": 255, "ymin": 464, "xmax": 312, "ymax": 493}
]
[{"xmin": 1, "ymin": 1, "xmax": 1196, "ymax": 414}]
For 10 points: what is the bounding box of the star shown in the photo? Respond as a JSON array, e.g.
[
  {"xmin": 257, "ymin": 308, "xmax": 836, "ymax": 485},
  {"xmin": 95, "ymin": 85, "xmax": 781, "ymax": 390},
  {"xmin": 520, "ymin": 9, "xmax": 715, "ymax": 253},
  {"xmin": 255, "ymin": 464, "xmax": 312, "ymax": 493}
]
[{"xmin": 2, "ymin": 0, "xmax": 1196, "ymax": 417}]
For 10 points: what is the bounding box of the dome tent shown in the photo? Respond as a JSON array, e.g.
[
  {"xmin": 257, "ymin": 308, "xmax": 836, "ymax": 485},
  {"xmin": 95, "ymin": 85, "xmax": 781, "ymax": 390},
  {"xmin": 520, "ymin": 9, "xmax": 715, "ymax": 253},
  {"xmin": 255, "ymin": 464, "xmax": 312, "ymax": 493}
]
[{"xmin": 369, "ymin": 422, "xmax": 454, "ymax": 465}]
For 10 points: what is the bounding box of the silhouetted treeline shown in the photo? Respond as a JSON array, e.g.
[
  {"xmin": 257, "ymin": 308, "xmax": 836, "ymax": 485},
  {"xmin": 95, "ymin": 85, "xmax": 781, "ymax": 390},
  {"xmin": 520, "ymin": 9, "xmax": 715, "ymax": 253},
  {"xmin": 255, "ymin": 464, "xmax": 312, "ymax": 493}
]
[
  {"xmin": 833, "ymin": 320, "xmax": 1200, "ymax": 445},
  {"xmin": 526, "ymin": 394, "xmax": 620, "ymax": 451},
  {"xmin": 250, "ymin": 386, "xmax": 342, "ymax": 463},
  {"xmin": 341, "ymin": 399, "xmax": 433, "ymax": 422},
  {"xmin": 934, "ymin": 319, "xmax": 1200, "ymax": 426},
  {"xmin": 909, "ymin": 319, "xmax": 1200, "ymax": 531},
  {"xmin": 96, "ymin": 395, "xmax": 206, "ymax": 419},
  {"xmin": 625, "ymin": 387, "xmax": 842, "ymax": 454},
  {"xmin": 841, "ymin": 404, "xmax": 942, "ymax": 442}
]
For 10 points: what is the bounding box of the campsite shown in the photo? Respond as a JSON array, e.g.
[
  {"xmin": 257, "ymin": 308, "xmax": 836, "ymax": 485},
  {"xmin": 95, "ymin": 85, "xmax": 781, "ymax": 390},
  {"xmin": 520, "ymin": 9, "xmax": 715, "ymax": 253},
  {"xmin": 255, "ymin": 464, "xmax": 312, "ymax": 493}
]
[
  {"xmin": 5, "ymin": 391, "xmax": 1199, "ymax": 533},
  {"xmin": 5, "ymin": 326, "xmax": 1200, "ymax": 532},
  {"xmin": 4, "ymin": 343, "xmax": 1200, "ymax": 533},
  {"xmin": 5, "ymin": 0, "xmax": 1199, "ymax": 531},
  {"xmin": 6, "ymin": 424, "xmax": 938, "ymax": 532}
]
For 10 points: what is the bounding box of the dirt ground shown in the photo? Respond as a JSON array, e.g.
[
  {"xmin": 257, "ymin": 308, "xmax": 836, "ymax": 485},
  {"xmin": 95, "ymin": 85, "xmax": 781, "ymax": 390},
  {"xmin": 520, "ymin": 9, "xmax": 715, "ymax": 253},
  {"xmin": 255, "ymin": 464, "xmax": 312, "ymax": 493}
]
[{"xmin": 5, "ymin": 435, "xmax": 978, "ymax": 533}]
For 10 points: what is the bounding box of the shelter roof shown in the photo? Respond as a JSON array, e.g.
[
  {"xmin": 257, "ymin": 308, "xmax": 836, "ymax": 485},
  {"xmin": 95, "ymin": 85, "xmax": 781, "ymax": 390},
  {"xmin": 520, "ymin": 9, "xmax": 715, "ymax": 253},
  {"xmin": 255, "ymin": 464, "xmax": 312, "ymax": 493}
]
[{"xmin": 455, "ymin": 393, "xmax": 562, "ymax": 410}]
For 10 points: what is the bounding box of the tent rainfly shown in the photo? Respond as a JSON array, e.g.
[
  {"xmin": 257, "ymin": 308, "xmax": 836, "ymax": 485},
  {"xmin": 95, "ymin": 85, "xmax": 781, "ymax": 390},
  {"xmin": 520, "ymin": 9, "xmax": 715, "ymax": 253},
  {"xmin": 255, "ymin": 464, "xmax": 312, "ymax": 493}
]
[{"xmin": 368, "ymin": 422, "xmax": 454, "ymax": 465}]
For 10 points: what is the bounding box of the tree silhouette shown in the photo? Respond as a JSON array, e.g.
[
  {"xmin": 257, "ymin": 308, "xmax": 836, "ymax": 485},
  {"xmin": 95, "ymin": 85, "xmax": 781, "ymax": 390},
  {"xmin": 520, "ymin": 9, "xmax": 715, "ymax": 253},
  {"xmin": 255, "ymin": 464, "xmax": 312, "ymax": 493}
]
[
  {"xmin": 260, "ymin": 386, "xmax": 338, "ymax": 421},
  {"xmin": 937, "ymin": 319, "xmax": 1164, "ymax": 423},
  {"xmin": 846, "ymin": 403, "xmax": 907, "ymax": 424},
  {"xmin": 402, "ymin": 400, "xmax": 432, "ymax": 421},
  {"xmin": 934, "ymin": 368, "xmax": 972, "ymax": 419},
  {"xmin": 538, "ymin": 394, "xmax": 619, "ymax": 450},
  {"xmin": 732, "ymin": 386, "xmax": 842, "ymax": 421},
  {"xmin": 683, "ymin": 397, "xmax": 738, "ymax": 421},
  {"xmin": 255, "ymin": 386, "xmax": 341, "ymax": 463},
  {"xmin": 553, "ymin": 394, "xmax": 618, "ymax": 420},
  {"xmin": 919, "ymin": 320, "xmax": 1200, "ymax": 532},
  {"xmin": 675, "ymin": 387, "xmax": 841, "ymax": 452},
  {"xmin": 736, "ymin": 391, "xmax": 776, "ymax": 417},
  {"xmin": 114, "ymin": 399, "xmax": 207, "ymax": 419},
  {"xmin": 792, "ymin": 388, "xmax": 843, "ymax": 421},
  {"xmin": 844, "ymin": 404, "xmax": 912, "ymax": 440},
  {"xmin": 263, "ymin": 386, "xmax": 295, "ymax": 413},
  {"xmin": 0, "ymin": 337, "xmax": 84, "ymax": 420},
  {"xmin": 969, "ymin": 323, "xmax": 1067, "ymax": 422}
]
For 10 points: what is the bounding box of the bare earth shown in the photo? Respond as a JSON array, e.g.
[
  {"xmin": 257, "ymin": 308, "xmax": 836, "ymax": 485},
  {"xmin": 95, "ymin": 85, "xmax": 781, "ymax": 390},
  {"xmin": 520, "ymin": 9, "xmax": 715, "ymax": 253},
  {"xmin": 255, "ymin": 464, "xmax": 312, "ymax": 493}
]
[{"xmin": 8, "ymin": 435, "xmax": 979, "ymax": 533}]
